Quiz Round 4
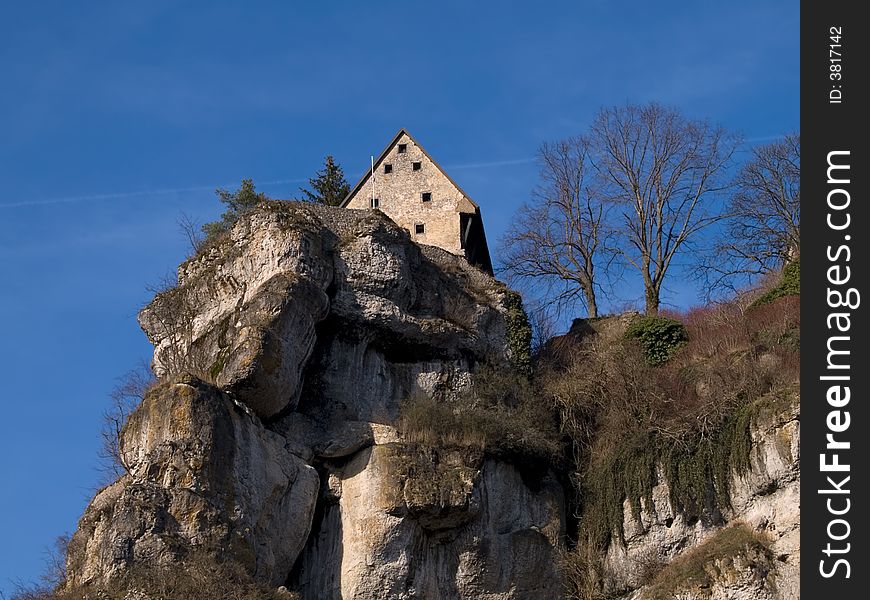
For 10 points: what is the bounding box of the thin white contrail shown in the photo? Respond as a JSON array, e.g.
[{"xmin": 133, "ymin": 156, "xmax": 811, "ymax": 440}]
[
  {"xmin": 446, "ymin": 157, "xmax": 535, "ymax": 170},
  {"xmin": 745, "ymin": 133, "xmax": 792, "ymax": 144},
  {"xmin": 0, "ymin": 178, "xmax": 308, "ymax": 209},
  {"xmin": 1, "ymin": 157, "xmax": 538, "ymax": 210}
]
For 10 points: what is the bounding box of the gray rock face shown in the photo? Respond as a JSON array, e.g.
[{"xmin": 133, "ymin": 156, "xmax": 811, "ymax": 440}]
[
  {"xmin": 137, "ymin": 205, "xmax": 509, "ymax": 421},
  {"xmin": 293, "ymin": 444, "xmax": 565, "ymax": 600},
  {"xmin": 67, "ymin": 378, "xmax": 319, "ymax": 588},
  {"xmin": 68, "ymin": 203, "xmax": 557, "ymax": 599},
  {"xmin": 138, "ymin": 208, "xmax": 334, "ymax": 419}
]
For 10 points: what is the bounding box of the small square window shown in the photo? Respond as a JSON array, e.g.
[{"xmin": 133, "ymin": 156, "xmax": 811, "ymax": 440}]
[
  {"xmin": 415, "ymin": 223, "xmax": 425, "ymax": 234},
  {"xmin": 397, "ymin": 143, "xmax": 407, "ymax": 154},
  {"xmin": 412, "ymin": 162, "xmax": 421, "ymax": 171},
  {"xmin": 384, "ymin": 164, "xmax": 392, "ymax": 174},
  {"xmin": 371, "ymin": 197, "xmax": 379, "ymax": 209},
  {"xmin": 421, "ymin": 192, "xmax": 432, "ymax": 202}
]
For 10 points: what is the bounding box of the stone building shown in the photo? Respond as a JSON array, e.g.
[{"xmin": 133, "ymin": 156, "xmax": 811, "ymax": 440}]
[{"xmin": 342, "ymin": 129, "xmax": 493, "ymax": 274}]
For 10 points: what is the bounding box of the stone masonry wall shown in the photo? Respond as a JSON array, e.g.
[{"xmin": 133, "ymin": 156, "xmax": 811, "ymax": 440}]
[{"xmin": 345, "ymin": 132, "xmax": 476, "ymax": 256}]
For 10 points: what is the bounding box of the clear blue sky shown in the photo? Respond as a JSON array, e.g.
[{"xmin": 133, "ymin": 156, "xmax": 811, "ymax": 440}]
[{"xmin": 0, "ymin": 1, "xmax": 797, "ymax": 592}]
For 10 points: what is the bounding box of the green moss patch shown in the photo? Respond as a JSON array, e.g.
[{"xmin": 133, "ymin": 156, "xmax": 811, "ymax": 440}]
[
  {"xmin": 503, "ymin": 291, "xmax": 533, "ymax": 375},
  {"xmin": 751, "ymin": 259, "xmax": 800, "ymax": 308}
]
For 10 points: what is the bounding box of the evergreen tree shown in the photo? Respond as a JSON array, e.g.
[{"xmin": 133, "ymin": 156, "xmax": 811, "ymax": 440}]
[
  {"xmin": 300, "ymin": 155, "xmax": 350, "ymax": 206},
  {"xmin": 201, "ymin": 178, "xmax": 269, "ymax": 240}
]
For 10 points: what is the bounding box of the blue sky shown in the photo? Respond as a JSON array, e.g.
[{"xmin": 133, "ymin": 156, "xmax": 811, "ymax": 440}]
[{"xmin": 0, "ymin": 1, "xmax": 797, "ymax": 592}]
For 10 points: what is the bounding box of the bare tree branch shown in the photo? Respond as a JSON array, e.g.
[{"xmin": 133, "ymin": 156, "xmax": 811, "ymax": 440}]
[
  {"xmin": 589, "ymin": 103, "xmax": 740, "ymax": 313},
  {"xmin": 499, "ymin": 137, "xmax": 613, "ymax": 318},
  {"xmin": 178, "ymin": 212, "xmax": 204, "ymax": 255},
  {"xmin": 99, "ymin": 362, "xmax": 155, "ymax": 480},
  {"xmin": 698, "ymin": 134, "xmax": 800, "ymax": 298}
]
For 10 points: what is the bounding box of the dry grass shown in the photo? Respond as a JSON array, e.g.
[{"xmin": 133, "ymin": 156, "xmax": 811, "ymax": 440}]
[
  {"xmin": 12, "ymin": 551, "xmax": 297, "ymax": 600},
  {"xmin": 557, "ymin": 542, "xmax": 610, "ymax": 600},
  {"xmin": 399, "ymin": 366, "xmax": 564, "ymax": 464},
  {"xmin": 642, "ymin": 524, "xmax": 773, "ymax": 600}
]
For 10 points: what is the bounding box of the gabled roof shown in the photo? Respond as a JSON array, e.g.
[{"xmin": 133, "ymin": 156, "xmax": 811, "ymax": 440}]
[{"xmin": 341, "ymin": 128, "xmax": 481, "ymax": 211}]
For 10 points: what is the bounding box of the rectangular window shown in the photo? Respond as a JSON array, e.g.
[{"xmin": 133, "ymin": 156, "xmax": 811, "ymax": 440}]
[
  {"xmin": 415, "ymin": 223, "xmax": 425, "ymax": 234},
  {"xmin": 397, "ymin": 143, "xmax": 407, "ymax": 154},
  {"xmin": 412, "ymin": 162, "xmax": 421, "ymax": 171},
  {"xmin": 384, "ymin": 163, "xmax": 392, "ymax": 174},
  {"xmin": 371, "ymin": 197, "xmax": 379, "ymax": 209},
  {"xmin": 421, "ymin": 192, "xmax": 432, "ymax": 202}
]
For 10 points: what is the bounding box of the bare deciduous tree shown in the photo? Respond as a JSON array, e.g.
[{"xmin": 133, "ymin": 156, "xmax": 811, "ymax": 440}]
[
  {"xmin": 590, "ymin": 103, "xmax": 740, "ymax": 314},
  {"xmin": 8, "ymin": 535, "xmax": 72, "ymax": 600},
  {"xmin": 144, "ymin": 274, "xmax": 202, "ymax": 378},
  {"xmin": 178, "ymin": 212, "xmax": 204, "ymax": 255},
  {"xmin": 100, "ymin": 363, "xmax": 155, "ymax": 479},
  {"xmin": 524, "ymin": 300, "xmax": 559, "ymax": 357},
  {"xmin": 700, "ymin": 134, "xmax": 800, "ymax": 296},
  {"xmin": 500, "ymin": 137, "xmax": 609, "ymax": 318}
]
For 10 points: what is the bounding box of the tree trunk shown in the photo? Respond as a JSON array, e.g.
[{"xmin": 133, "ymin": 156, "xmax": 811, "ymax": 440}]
[
  {"xmin": 644, "ymin": 285, "xmax": 660, "ymax": 315},
  {"xmin": 585, "ymin": 287, "xmax": 599, "ymax": 319}
]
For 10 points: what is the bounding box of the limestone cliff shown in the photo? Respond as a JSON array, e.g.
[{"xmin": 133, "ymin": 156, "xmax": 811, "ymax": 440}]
[
  {"xmin": 65, "ymin": 202, "xmax": 564, "ymax": 599},
  {"xmin": 62, "ymin": 202, "xmax": 799, "ymax": 600}
]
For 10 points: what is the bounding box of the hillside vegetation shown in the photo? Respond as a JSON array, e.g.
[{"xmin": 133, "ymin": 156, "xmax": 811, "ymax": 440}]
[
  {"xmin": 549, "ymin": 267, "xmax": 799, "ymax": 599},
  {"xmin": 399, "ymin": 262, "xmax": 799, "ymax": 599}
]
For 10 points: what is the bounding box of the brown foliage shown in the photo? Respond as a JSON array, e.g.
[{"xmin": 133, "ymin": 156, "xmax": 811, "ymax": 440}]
[
  {"xmin": 13, "ymin": 551, "xmax": 298, "ymax": 600},
  {"xmin": 547, "ymin": 295, "xmax": 798, "ymax": 588},
  {"xmin": 399, "ymin": 366, "xmax": 564, "ymax": 464},
  {"xmin": 645, "ymin": 295, "xmax": 799, "ymax": 439},
  {"xmin": 643, "ymin": 524, "xmax": 773, "ymax": 600}
]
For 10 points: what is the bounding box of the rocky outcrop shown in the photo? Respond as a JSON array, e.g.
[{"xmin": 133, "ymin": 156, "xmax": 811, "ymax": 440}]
[
  {"xmin": 66, "ymin": 378, "xmax": 320, "ymax": 588},
  {"xmin": 604, "ymin": 392, "xmax": 800, "ymax": 600},
  {"xmin": 138, "ymin": 204, "xmax": 509, "ymax": 421},
  {"xmin": 67, "ymin": 203, "xmax": 561, "ymax": 599},
  {"xmin": 63, "ymin": 201, "xmax": 799, "ymax": 600}
]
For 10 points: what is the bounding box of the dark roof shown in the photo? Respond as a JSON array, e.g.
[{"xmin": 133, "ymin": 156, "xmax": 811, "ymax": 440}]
[{"xmin": 341, "ymin": 128, "xmax": 480, "ymax": 212}]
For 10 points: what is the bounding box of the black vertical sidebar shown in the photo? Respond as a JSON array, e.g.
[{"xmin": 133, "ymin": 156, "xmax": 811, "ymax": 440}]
[{"xmin": 802, "ymin": 1, "xmax": 868, "ymax": 597}]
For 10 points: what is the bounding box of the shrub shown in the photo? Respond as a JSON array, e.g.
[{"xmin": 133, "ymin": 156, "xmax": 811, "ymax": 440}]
[
  {"xmin": 624, "ymin": 316, "xmax": 687, "ymax": 365},
  {"xmin": 558, "ymin": 542, "xmax": 611, "ymax": 600},
  {"xmin": 677, "ymin": 302, "xmax": 749, "ymax": 359},
  {"xmin": 9, "ymin": 535, "xmax": 71, "ymax": 600},
  {"xmin": 746, "ymin": 295, "xmax": 800, "ymax": 342},
  {"xmin": 201, "ymin": 178, "xmax": 269, "ymax": 243},
  {"xmin": 100, "ymin": 364, "xmax": 157, "ymax": 481},
  {"xmin": 573, "ymin": 393, "xmax": 763, "ymax": 551},
  {"xmin": 546, "ymin": 296, "xmax": 799, "ymax": 555},
  {"xmin": 399, "ymin": 394, "xmax": 487, "ymax": 450}
]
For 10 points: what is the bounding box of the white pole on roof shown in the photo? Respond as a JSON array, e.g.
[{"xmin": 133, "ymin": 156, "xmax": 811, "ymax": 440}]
[{"xmin": 371, "ymin": 155, "xmax": 375, "ymax": 207}]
